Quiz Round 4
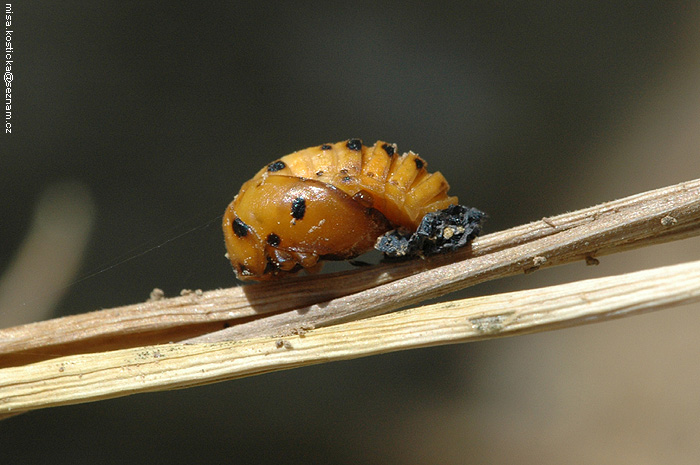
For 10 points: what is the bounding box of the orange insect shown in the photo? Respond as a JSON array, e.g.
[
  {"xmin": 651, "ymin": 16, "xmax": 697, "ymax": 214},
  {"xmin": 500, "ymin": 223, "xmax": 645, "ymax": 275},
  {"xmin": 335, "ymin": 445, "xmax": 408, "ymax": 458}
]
[{"xmin": 223, "ymin": 139, "xmax": 483, "ymax": 280}]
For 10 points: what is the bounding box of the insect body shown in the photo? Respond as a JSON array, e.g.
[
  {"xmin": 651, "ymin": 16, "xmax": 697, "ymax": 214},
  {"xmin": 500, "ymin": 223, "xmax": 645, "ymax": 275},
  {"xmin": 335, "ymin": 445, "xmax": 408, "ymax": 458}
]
[{"xmin": 223, "ymin": 139, "xmax": 482, "ymax": 280}]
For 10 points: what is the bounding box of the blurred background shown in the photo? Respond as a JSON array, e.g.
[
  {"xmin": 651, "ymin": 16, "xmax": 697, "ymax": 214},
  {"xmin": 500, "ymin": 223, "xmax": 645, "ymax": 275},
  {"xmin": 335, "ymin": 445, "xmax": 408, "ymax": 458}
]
[{"xmin": 2, "ymin": 2, "xmax": 700, "ymax": 463}]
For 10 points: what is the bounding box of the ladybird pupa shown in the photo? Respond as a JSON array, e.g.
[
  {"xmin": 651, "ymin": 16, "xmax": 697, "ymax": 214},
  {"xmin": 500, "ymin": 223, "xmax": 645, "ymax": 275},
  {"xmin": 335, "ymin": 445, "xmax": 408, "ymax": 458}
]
[{"xmin": 223, "ymin": 139, "xmax": 484, "ymax": 280}]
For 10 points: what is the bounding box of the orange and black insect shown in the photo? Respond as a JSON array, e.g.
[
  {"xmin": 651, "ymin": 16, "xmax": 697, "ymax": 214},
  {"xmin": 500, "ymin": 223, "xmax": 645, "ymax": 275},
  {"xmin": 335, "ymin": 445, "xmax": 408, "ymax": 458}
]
[{"xmin": 223, "ymin": 139, "xmax": 484, "ymax": 280}]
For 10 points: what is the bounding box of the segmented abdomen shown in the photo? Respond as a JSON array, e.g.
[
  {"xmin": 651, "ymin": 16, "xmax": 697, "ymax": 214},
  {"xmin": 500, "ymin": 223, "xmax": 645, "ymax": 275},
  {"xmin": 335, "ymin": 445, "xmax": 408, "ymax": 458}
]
[{"xmin": 254, "ymin": 139, "xmax": 457, "ymax": 229}]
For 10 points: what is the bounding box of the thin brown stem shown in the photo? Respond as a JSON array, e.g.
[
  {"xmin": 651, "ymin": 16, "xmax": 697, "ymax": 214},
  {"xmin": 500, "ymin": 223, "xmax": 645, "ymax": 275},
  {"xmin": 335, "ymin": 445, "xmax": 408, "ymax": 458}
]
[{"xmin": 2, "ymin": 259, "xmax": 699, "ymax": 417}]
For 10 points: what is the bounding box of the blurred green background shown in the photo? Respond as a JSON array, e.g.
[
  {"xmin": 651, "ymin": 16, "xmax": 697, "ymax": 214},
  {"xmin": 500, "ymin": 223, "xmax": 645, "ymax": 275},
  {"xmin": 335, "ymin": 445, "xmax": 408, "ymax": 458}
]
[{"xmin": 2, "ymin": 2, "xmax": 700, "ymax": 464}]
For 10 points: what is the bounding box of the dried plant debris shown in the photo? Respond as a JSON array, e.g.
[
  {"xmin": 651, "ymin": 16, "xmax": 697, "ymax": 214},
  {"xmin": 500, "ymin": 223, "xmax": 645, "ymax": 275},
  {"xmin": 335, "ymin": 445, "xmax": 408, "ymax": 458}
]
[{"xmin": 376, "ymin": 205, "xmax": 485, "ymax": 258}]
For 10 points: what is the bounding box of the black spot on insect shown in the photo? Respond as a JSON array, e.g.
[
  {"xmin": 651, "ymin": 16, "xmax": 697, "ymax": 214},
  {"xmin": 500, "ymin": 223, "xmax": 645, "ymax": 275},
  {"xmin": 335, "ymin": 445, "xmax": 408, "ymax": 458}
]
[
  {"xmin": 263, "ymin": 257, "xmax": 278, "ymax": 274},
  {"xmin": 232, "ymin": 218, "xmax": 250, "ymax": 237},
  {"xmin": 414, "ymin": 158, "xmax": 424, "ymax": 170},
  {"xmin": 347, "ymin": 139, "xmax": 363, "ymax": 151},
  {"xmin": 291, "ymin": 197, "xmax": 306, "ymax": 220},
  {"xmin": 339, "ymin": 168, "xmax": 348, "ymax": 175},
  {"xmin": 382, "ymin": 143, "xmax": 395, "ymax": 157},
  {"xmin": 267, "ymin": 233, "xmax": 281, "ymax": 247},
  {"xmin": 316, "ymin": 170, "xmax": 324, "ymax": 176},
  {"xmin": 321, "ymin": 144, "xmax": 332, "ymax": 150},
  {"xmin": 238, "ymin": 264, "xmax": 254, "ymax": 277},
  {"xmin": 267, "ymin": 161, "xmax": 286, "ymax": 172}
]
